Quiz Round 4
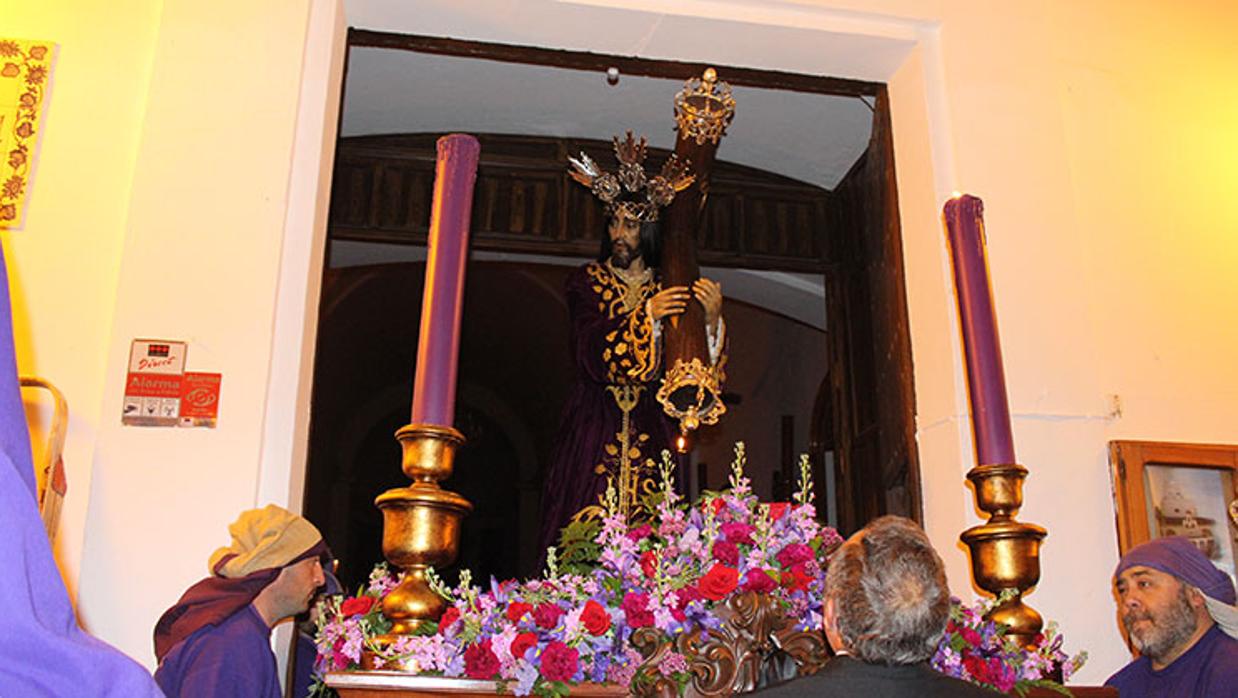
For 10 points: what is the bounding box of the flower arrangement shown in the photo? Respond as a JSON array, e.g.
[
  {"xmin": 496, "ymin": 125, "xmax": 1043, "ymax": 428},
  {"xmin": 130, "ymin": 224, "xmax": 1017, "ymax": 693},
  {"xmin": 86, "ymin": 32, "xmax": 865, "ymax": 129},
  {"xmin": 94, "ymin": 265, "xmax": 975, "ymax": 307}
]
[
  {"xmin": 930, "ymin": 591, "xmax": 1088, "ymax": 696},
  {"xmin": 312, "ymin": 444, "xmax": 841, "ymax": 697},
  {"xmin": 311, "ymin": 443, "xmax": 1088, "ymax": 697}
]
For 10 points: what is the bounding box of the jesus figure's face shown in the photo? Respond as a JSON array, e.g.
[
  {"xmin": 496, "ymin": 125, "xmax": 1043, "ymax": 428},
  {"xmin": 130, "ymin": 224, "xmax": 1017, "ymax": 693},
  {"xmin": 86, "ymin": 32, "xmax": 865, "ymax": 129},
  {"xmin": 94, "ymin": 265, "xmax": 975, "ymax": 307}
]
[{"xmin": 607, "ymin": 214, "xmax": 642, "ymax": 269}]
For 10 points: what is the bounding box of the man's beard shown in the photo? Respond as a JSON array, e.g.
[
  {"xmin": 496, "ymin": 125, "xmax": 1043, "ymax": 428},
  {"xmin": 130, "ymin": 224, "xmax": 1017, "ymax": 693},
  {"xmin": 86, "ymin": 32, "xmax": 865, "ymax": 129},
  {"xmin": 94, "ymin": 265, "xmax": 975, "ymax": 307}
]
[
  {"xmin": 1123, "ymin": 585, "xmax": 1199, "ymax": 662},
  {"xmin": 610, "ymin": 240, "xmax": 642, "ymax": 269}
]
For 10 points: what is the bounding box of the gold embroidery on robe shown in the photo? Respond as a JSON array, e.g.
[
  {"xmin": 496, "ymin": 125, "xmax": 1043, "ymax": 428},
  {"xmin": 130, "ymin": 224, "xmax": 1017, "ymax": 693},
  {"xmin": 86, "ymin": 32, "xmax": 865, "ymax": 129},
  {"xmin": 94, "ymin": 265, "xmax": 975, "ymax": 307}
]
[{"xmin": 584, "ymin": 262, "xmax": 659, "ymax": 385}]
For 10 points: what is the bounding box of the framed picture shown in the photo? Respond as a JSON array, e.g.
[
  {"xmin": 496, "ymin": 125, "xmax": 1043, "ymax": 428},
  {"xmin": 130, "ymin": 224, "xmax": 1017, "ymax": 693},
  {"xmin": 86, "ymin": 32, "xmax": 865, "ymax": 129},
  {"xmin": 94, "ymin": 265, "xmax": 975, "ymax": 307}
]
[{"xmin": 1110, "ymin": 440, "xmax": 1238, "ymax": 587}]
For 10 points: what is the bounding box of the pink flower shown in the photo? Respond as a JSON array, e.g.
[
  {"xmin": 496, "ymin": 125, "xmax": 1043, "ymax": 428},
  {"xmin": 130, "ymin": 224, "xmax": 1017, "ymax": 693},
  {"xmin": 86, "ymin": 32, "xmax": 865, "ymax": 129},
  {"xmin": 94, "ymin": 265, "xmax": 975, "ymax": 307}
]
[
  {"xmin": 960, "ymin": 626, "xmax": 983, "ymax": 647},
  {"xmin": 743, "ymin": 569, "xmax": 777, "ymax": 593},
  {"xmin": 675, "ymin": 585, "xmax": 703, "ymax": 610},
  {"xmin": 533, "ymin": 602, "xmax": 563, "ymax": 629},
  {"xmin": 622, "ymin": 592, "xmax": 655, "ymax": 628},
  {"xmin": 540, "ymin": 640, "xmax": 580, "ymax": 682},
  {"xmin": 712, "ymin": 540, "xmax": 739, "ymax": 566},
  {"xmin": 626, "ymin": 524, "xmax": 653, "ymax": 541},
  {"xmin": 720, "ymin": 522, "xmax": 755, "ymax": 546},
  {"xmin": 463, "ymin": 639, "xmax": 500, "ymax": 679},
  {"xmin": 776, "ymin": 543, "xmax": 814, "ymax": 568}
]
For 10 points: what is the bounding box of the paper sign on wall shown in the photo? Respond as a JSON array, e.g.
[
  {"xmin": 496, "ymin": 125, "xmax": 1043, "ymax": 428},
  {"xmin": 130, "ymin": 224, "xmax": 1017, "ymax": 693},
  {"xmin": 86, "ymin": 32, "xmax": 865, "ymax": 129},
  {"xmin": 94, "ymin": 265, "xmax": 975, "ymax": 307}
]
[
  {"xmin": 179, "ymin": 372, "xmax": 221, "ymax": 428},
  {"xmin": 121, "ymin": 339, "xmax": 220, "ymax": 427}
]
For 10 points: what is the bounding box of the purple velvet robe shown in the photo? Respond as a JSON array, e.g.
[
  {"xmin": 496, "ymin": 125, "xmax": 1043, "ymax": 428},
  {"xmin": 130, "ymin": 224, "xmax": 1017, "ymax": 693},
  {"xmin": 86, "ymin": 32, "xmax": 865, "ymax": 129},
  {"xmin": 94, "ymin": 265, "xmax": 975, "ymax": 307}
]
[
  {"xmin": 539, "ymin": 262, "xmax": 679, "ymax": 552},
  {"xmin": 1105, "ymin": 625, "xmax": 1238, "ymax": 698},
  {"xmin": 0, "ymin": 246, "xmax": 164, "ymax": 696},
  {"xmin": 154, "ymin": 604, "xmax": 280, "ymax": 698}
]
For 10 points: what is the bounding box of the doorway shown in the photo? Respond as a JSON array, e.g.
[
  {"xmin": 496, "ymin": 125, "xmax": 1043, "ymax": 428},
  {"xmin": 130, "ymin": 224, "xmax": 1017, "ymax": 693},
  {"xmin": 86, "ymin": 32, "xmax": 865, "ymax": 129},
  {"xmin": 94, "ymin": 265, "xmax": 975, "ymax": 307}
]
[{"xmin": 302, "ymin": 32, "xmax": 920, "ymax": 590}]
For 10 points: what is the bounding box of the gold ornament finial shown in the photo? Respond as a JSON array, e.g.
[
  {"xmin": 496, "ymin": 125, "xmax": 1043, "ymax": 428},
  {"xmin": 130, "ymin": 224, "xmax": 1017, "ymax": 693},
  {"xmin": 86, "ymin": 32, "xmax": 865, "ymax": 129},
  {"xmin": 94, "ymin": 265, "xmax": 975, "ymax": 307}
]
[{"xmin": 674, "ymin": 68, "xmax": 736, "ymax": 145}]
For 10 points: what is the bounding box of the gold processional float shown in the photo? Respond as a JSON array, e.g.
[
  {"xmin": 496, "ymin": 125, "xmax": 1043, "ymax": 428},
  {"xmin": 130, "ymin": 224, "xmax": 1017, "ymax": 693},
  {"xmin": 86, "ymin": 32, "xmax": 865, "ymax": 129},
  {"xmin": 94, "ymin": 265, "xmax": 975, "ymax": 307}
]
[{"xmin": 369, "ymin": 73, "xmax": 1049, "ymax": 658}]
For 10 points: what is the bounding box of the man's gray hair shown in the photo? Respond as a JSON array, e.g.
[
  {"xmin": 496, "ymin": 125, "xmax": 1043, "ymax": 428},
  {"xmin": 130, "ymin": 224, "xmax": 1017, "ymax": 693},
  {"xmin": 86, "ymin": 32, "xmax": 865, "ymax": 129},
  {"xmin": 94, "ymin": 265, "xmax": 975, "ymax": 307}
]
[{"xmin": 826, "ymin": 515, "xmax": 949, "ymax": 665}]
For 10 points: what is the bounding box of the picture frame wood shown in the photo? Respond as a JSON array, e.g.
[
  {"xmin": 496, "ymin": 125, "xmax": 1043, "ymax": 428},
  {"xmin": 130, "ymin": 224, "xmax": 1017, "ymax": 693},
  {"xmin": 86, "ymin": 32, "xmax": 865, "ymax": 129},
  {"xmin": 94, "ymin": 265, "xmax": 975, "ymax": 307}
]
[{"xmin": 1109, "ymin": 440, "xmax": 1238, "ymax": 583}]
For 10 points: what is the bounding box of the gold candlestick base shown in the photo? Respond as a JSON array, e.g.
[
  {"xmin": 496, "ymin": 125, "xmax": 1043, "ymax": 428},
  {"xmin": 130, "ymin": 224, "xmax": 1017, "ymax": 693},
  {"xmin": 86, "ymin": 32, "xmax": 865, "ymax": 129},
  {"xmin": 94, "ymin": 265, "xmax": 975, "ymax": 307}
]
[
  {"xmin": 374, "ymin": 423, "xmax": 472, "ymax": 643},
  {"xmin": 960, "ymin": 462, "xmax": 1047, "ymax": 647}
]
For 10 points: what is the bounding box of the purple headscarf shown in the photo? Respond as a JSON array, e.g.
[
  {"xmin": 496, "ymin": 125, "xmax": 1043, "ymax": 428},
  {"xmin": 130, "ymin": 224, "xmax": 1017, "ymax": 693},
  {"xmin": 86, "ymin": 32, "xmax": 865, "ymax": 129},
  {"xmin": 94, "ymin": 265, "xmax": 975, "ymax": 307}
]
[
  {"xmin": 1115, "ymin": 536, "xmax": 1236, "ymax": 605},
  {"xmin": 0, "ymin": 246, "xmax": 164, "ymax": 695}
]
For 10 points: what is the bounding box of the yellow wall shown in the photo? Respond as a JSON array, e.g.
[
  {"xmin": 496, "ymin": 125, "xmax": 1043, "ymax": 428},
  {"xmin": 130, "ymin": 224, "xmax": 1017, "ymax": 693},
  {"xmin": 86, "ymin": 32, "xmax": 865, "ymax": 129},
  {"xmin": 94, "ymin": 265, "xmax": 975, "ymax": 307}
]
[
  {"xmin": 2, "ymin": 0, "xmax": 344, "ymax": 671},
  {"xmin": 3, "ymin": 0, "xmax": 1236, "ymax": 686},
  {"xmin": 0, "ymin": 0, "xmax": 162, "ymax": 601}
]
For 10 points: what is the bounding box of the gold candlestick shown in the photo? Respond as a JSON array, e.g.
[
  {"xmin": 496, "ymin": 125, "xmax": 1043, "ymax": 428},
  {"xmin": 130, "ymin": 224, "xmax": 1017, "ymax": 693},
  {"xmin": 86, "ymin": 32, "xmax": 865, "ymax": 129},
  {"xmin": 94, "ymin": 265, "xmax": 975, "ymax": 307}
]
[
  {"xmin": 374, "ymin": 423, "xmax": 472, "ymax": 640},
  {"xmin": 960, "ymin": 462, "xmax": 1047, "ymax": 646}
]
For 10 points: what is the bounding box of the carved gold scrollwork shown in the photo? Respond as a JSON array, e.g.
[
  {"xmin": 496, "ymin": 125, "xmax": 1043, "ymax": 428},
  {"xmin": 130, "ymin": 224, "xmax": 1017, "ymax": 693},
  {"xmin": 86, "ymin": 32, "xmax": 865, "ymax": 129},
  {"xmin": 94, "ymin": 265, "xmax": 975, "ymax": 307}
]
[{"xmin": 630, "ymin": 591, "xmax": 829, "ymax": 697}]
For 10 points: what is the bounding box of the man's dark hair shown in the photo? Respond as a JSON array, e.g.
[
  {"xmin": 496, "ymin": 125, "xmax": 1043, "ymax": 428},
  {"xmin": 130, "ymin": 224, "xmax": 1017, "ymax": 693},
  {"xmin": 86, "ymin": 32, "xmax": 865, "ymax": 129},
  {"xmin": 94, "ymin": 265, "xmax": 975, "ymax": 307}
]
[{"xmin": 826, "ymin": 515, "xmax": 950, "ymax": 665}]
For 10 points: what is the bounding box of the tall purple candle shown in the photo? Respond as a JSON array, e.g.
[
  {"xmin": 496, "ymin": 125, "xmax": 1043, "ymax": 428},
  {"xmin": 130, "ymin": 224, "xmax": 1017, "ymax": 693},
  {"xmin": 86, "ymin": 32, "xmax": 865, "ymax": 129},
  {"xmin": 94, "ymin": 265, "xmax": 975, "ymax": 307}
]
[
  {"xmin": 410, "ymin": 134, "xmax": 481, "ymax": 426},
  {"xmin": 943, "ymin": 194, "xmax": 1016, "ymax": 466}
]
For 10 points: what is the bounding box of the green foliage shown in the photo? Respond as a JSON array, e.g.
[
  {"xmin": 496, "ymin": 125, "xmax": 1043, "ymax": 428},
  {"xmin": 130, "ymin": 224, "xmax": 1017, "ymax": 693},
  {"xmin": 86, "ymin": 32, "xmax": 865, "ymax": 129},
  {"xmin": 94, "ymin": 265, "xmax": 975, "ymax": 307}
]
[{"xmin": 555, "ymin": 518, "xmax": 602, "ymax": 575}]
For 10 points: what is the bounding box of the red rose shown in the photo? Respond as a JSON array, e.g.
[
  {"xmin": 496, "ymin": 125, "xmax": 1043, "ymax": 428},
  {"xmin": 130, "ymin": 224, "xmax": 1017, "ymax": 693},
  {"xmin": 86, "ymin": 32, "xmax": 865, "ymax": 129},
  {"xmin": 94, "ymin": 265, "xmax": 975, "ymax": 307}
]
[
  {"xmin": 463, "ymin": 639, "xmax": 500, "ymax": 679},
  {"xmin": 438, "ymin": 606, "xmax": 461, "ymax": 632},
  {"xmin": 743, "ymin": 569, "xmax": 777, "ymax": 593},
  {"xmin": 711, "ymin": 540, "xmax": 739, "ymax": 566},
  {"xmin": 639, "ymin": 550, "xmax": 658, "ymax": 578},
  {"xmin": 622, "ymin": 592, "xmax": 654, "ymax": 628},
  {"xmin": 506, "ymin": 601, "xmax": 533, "ymax": 623},
  {"xmin": 697, "ymin": 564, "xmax": 739, "ymax": 601},
  {"xmin": 533, "ymin": 602, "xmax": 564, "ymax": 629},
  {"xmin": 768, "ymin": 502, "xmax": 790, "ymax": 521},
  {"xmin": 720, "ymin": 522, "xmax": 755, "ymax": 546},
  {"xmin": 539, "ymin": 640, "xmax": 580, "ymax": 682},
  {"xmin": 581, "ymin": 599, "xmax": 611, "ymax": 636},
  {"xmin": 510, "ymin": 631, "xmax": 538, "ymax": 660},
  {"xmin": 776, "ymin": 543, "xmax": 815, "ymax": 568},
  {"xmin": 781, "ymin": 564, "xmax": 813, "ymax": 592},
  {"xmin": 340, "ymin": 596, "xmax": 376, "ymax": 617},
  {"xmin": 710, "ymin": 498, "xmax": 726, "ymax": 515}
]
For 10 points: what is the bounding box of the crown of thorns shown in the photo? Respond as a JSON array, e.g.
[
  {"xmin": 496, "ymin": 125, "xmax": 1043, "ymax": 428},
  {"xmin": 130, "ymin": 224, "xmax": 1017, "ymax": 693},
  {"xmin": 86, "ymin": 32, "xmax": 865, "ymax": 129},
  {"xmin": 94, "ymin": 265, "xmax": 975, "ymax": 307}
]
[{"xmin": 567, "ymin": 131, "xmax": 695, "ymax": 223}]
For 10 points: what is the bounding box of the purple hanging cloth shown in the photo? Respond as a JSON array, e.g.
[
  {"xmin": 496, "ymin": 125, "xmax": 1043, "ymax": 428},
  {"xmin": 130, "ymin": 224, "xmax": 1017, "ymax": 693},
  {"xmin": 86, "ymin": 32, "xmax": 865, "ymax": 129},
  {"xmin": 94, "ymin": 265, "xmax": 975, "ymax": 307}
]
[{"xmin": 0, "ymin": 244, "xmax": 165, "ymax": 696}]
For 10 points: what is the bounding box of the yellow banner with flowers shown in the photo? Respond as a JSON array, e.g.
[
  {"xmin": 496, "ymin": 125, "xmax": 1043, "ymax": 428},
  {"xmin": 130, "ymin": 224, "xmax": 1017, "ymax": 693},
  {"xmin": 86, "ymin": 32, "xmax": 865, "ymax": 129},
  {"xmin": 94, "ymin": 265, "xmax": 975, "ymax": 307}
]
[{"xmin": 0, "ymin": 39, "xmax": 54, "ymax": 229}]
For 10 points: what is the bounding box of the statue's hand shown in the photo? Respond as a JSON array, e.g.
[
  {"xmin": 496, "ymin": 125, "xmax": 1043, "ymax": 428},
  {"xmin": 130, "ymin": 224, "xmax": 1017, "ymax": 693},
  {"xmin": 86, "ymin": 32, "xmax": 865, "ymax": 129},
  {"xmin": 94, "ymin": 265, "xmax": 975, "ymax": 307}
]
[
  {"xmin": 694, "ymin": 278, "xmax": 723, "ymax": 329},
  {"xmin": 650, "ymin": 286, "xmax": 691, "ymax": 321}
]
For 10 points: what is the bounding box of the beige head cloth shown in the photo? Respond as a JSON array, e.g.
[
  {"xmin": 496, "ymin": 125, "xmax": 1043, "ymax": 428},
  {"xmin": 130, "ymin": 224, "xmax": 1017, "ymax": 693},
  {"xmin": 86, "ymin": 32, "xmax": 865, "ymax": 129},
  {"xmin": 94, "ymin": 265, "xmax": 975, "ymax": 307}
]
[{"xmin": 207, "ymin": 504, "xmax": 323, "ymax": 579}]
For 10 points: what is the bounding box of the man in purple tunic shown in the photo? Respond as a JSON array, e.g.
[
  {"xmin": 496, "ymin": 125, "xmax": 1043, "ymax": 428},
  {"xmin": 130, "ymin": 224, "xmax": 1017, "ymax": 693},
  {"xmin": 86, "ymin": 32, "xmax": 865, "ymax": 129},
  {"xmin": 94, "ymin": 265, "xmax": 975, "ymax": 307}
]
[
  {"xmin": 153, "ymin": 505, "xmax": 329, "ymax": 698},
  {"xmin": 1106, "ymin": 536, "xmax": 1238, "ymax": 697},
  {"xmin": 0, "ymin": 250, "xmax": 164, "ymax": 694},
  {"xmin": 539, "ymin": 133, "xmax": 724, "ymax": 553}
]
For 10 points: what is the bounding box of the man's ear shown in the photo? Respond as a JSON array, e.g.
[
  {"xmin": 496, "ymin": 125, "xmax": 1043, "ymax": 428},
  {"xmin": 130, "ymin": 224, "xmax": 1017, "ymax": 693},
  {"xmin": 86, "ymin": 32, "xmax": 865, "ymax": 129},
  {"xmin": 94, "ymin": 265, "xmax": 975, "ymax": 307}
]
[
  {"xmin": 1186, "ymin": 585, "xmax": 1209, "ymax": 610},
  {"xmin": 823, "ymin": 596, "xmax": 837, "ymax": 627}
]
